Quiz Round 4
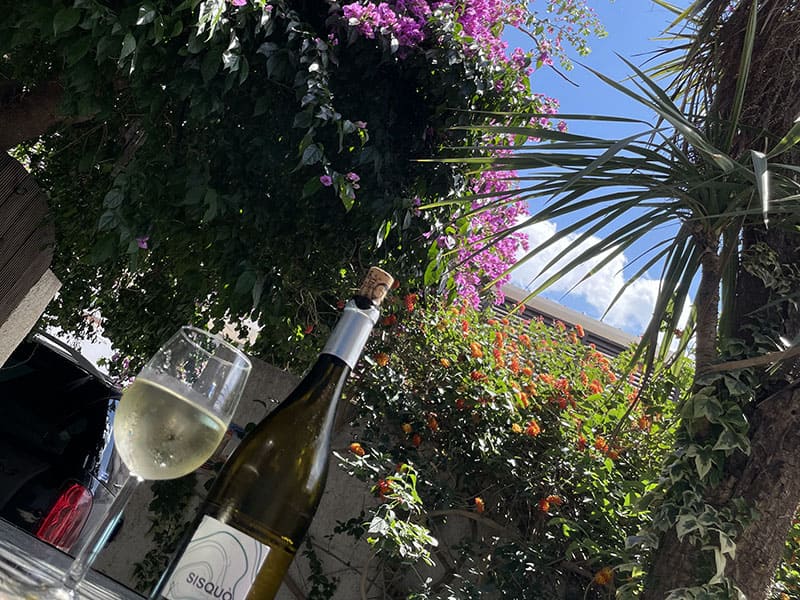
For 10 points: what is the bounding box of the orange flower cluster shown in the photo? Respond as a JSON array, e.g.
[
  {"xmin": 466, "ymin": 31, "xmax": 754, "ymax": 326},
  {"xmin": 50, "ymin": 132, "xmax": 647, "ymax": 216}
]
[
  {"xmin": 440, "ymin": 357, "xmax": 451, "ymax": 368},
  {"xmin": 525, "ymin": 420, "xmax": 541, "ymax": 437},
  {"xmin": 376, "ymin": 478, "xmax": 391, "ymax": 499},
  {"xmin": 349, "ymin": 442, "xmax": 365, "ymax": 457},
  {"xmin": 593, "ymin": 436, "xmax": 621, "ymax": 460},
  {"xmin": 427, "ymin": 414, "xmax": 439, "ymax": 432},
  {"xmin": 593, "ymin": 567, "xmax": 613, "ymax": 586},
  {"xmin": 588, "ymin": 379, "xmax": 603, "ymax": 395},
  {"xmin": 545, "ymin": 494, "xmax": 563, "ymax": 506},
  {"xmin": 575, "ymin": 323, "xmax": 585, "ymax": 338},
  {"xmin": 470, "ymin": 342, "xmax": 483, "ymax": 358},
  {"xmin": 474, "ymin": 497, "xmax": 485, "ymax": 513},
  {"xmin": 470, "ymin": 370, "xmax": 486, "ymax": 381},
  {"xmin": 404, "ymin": 293, "xmax": 418, "ymax": 312},
  {"xmin": 538, "ymin": 495, "xmax": 563, "ymax": 513},
  {"xmin": 401, "ymin": 422, "xmax": 413, "ymax": 434},
  {"xmin": 539, "ymin": 373, "xmax": 555, "ymax": 385},
  {"xmin": 375, "ymin": 352, "xmax": 390, "ymax": 367},
  {"xmin": 381, "ymin": 314, "xmax": 397, "ymax": 327}
]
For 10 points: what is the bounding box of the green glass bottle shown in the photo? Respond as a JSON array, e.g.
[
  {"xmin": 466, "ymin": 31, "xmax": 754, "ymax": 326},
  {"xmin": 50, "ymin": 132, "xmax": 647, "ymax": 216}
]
[{"xmin": 150, "ymin": 267, "xmax": 393, "ymax": 600}]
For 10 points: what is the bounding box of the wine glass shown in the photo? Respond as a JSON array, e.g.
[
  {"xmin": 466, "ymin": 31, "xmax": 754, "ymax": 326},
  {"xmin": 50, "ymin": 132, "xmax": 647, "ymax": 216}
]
[{"xmin": 7, "ymin": 326, "xmax": 251, "ymax": 599}]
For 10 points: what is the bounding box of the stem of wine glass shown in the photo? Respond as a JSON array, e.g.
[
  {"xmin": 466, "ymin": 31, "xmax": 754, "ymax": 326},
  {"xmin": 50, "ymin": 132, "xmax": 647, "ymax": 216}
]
[{"xmin": 60, "ymin": 474, "xmax": 143, "ymax": 593}]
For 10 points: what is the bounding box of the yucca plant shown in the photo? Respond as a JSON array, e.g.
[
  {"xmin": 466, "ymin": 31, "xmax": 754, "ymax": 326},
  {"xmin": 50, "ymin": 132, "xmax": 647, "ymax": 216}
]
[{"xmin": 435, "ymin": 0, "xmax": 800, "ymax": 597}]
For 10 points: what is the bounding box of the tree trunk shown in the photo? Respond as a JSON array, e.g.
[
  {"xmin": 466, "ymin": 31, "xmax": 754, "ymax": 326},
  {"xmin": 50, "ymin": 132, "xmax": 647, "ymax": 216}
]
[
  {"xmin": 724, "ymin": 383, "xmax": 800, "ymax": 599},
  {"xmin": 642, "ymin": 243, "xmax": 723, "ymax": 599},
  {"xmin": 641, "ymin": 532, "xmax": 702, "ymax": 598},
  {"xmin": 0, "ymin": 81, "xmax": 64, "ymax": 151}
]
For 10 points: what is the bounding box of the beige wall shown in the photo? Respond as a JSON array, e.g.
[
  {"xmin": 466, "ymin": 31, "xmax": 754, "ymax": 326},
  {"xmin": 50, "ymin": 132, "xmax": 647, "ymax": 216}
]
[{"xmin": 94, "ymin": 356, "xmax": 381, "ymax": 599}]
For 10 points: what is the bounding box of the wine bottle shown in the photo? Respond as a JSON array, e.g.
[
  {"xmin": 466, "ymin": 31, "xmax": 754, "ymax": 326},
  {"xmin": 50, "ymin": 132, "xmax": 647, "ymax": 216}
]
[{"xmin": 150, "ymin": 267, "xmax": 394, "ymax": 600}]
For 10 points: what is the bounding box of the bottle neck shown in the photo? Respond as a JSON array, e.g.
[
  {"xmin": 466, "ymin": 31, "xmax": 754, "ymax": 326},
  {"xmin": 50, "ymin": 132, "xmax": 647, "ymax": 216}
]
[{"xmin": 321, "ymin": 297, "xmax": 380, "ymax": 369}]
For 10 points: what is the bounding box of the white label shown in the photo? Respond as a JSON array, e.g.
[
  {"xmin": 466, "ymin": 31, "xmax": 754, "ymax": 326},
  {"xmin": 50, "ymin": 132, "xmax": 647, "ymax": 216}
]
[{"xmin": 164, "ymin": 516, "xmax": 270, "ymax": 600}]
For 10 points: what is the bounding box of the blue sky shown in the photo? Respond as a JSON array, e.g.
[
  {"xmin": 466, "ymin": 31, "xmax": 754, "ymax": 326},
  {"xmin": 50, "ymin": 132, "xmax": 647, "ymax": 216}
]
[{"xmin": 506, "ymin": 0, "xmax": 690, "ymax": 337}]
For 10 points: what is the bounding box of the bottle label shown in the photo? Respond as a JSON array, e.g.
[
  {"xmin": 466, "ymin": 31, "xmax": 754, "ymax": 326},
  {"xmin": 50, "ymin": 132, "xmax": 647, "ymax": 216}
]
[{"xmin": 163, "ymin": 515, "xmax": 270, "ymax": 600}]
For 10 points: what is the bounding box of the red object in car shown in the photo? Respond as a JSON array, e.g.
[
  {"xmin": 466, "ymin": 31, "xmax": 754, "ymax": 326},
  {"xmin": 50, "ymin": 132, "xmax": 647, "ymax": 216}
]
[{"xmin": 35, "ymin": 483, "xmax": 93, "ymax": 551}]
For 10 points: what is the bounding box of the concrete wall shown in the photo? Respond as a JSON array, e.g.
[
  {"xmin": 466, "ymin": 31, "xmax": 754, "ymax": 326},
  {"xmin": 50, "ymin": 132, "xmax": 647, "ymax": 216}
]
[
  {"xmin": 94, "ymin": 356, "xmax": 381, "ymax": 599},
  {"xmin": 0, "ymin": 269, "xmax": 60, "ymax": 366}
]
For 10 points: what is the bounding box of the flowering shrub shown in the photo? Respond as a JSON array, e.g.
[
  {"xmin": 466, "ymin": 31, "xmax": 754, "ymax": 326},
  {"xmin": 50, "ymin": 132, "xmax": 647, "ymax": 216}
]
[
  {"xmin": 5, "ymin": 0, "xmax": 603, "ymax": 364},
  {"xmin": 331, "ymin": 298, "xmax": 690, "ymax": 597}
]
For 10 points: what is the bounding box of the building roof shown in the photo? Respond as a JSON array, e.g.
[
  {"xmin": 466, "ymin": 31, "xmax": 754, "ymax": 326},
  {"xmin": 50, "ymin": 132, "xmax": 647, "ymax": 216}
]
[{"xmin": 498, "ymin": 284, "xmax": 641, "ymax": 359}]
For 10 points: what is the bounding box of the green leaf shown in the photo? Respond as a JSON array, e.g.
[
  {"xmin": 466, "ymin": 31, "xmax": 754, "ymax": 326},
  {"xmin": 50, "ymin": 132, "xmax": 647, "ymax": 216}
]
[
  {"xmin": 766, "ymin": 118, "xmax": 800, "ymax": 158},
  {"xmin": 201, "ymin": 51, "xmax": 220, "ymax": 82},
  {"xmin": 301, "ymin": 144, "xmax": 323, "ymax": 166},
  {"xmin": 694, "ymin": 450, "xmax": 713, "ymax": 479},
  {"xmin": 302, "ymin": 176, "xmax": 322, "ymax": 198},
  {"xmin": 676, "ymin": 514, "xmax": 700, "ymax": 540},
  {"xmin": 202, "ymin": 189, "xmax": 218, "ymax": 222},
  {"xmin": 234, "ymin": 270, "xmax": 256, "ymax": 296},
  {"xmin": 120, "ymin": 32, "xmax": 137, "ymax": 60},
  {"xmin": 253, "ymin": 96, "xmax": 270, "ymax": 116},
  {"xmin": 53, "ymin": 8, "xmax": 81, "ymax": 35},
  {"xmin": 98, "ymin": 210, "xmax": 118, "ymax": 231},
  {"xmin": 136, "ymin": 5, "xmax": 157, "ymax": 26},
  {"xmin": 104, "ymin": 189, "xmax": 124, "ymax": 209},
  {"xmin": 712, "ymin": 428, "xmax": 750, "ymax": 454},
  {"xmin": 375, "ymin": 220, "xmax": 391, "ymax": 249},
  {"xmin": 66, "ymin": 36, "xmax": 93, "ymax": 65},
  {"xmin": 719, "ymin": 531, "xmax": 736, "ymax": 558}
]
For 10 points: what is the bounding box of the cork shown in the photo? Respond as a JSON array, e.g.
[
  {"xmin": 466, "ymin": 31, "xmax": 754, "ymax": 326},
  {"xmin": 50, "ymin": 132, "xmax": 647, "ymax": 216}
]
[{"xmin": 358, "ymin": 267, "xmax": 394, "ymax": 307}]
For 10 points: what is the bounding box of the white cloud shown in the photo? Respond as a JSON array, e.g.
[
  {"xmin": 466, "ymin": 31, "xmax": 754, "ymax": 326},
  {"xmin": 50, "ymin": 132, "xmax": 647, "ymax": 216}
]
[{"xmin": 510, "ymin": 220, "xmax": 688, "ymax": 336}]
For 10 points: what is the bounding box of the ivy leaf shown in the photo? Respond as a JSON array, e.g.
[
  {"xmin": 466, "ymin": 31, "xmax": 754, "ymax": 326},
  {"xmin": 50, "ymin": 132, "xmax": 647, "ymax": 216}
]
[
  {"xmin": 719, "ymin": 531, "xmax": 737, "ymax": 558},
  {"xmin": 694, "ymin": 450, "xmax": 714, "ymax": 479},
  {"xmin": 676, "ymin": 514, "xmax": 700, "ymax": 540},
  {"xmin": 712, "ymin": 428, "xmax": 750, "ymax": 454},
  {"xmin": 54, "ymin": 8, "xmax": 81, "ymax": 35}
]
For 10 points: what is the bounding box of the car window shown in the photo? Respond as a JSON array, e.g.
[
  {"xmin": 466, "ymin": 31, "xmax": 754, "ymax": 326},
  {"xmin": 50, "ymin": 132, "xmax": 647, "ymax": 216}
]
[{"xmin": 0, "ymin": 342, "xmax": 118, "ymax": 465}]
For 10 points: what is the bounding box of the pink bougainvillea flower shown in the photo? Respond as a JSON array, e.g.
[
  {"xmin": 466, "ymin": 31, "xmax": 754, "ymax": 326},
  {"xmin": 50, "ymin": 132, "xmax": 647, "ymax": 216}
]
[
  {"xmin": 346, "ymin": 172, "xmax": 360, "ymax": 182},
  {"xmin": 136, "ymin": 236, "xmax": 149, "ymax": 249},
  {"xmin": 230, "ymin": 0, "xmax": 247, "ymax": 6},
  {"xmin": 320, "ymin": 175, "xmax": 333, "ymax": 186}
]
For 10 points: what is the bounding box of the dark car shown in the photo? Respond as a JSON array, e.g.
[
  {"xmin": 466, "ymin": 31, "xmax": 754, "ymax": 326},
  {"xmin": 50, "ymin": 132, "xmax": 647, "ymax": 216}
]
[{"xmin": 0, "ymin": 331, "xmax": 127, "ymax": 554}]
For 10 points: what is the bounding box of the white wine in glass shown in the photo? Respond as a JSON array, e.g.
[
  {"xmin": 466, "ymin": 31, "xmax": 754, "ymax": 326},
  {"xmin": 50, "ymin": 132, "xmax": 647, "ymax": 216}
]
[{"xmin": 9, "ymin": 326, "xmax": 251, "ymax": 600}]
